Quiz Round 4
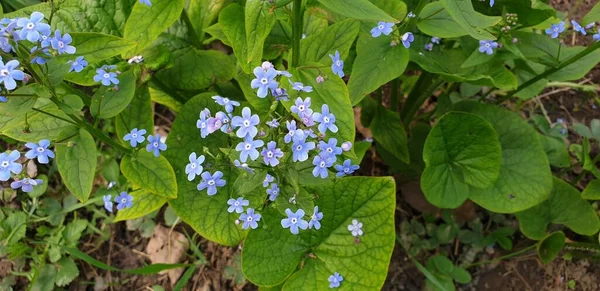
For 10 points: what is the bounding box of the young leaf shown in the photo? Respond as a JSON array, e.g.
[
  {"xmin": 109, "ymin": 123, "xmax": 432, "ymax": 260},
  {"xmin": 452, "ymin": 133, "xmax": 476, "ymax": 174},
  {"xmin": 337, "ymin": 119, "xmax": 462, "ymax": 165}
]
[
  {"xmin": 370, "ymin": 106, "xmax": 409, "ymax": 163},
  {"xmin": 536, "ymin": 231, "xmax": 565, "ymax": 264},
  {"xmin": 582, "ymin": 180, "xmax": 600, "ymax": 200},
  {"xmin": 582, "ymin": 1, "xmax": 600, "ymax": 25},
  {"xmin": 30, "ymin": 264, "xmax": 56, "ymax": 291},
  {"xmin": 120, "ymin": 151, "xmax": 178, "ymax": 199},
  {"xmin": 115, "ymin": 84, "xmax": 154, "ymax": 146},
  {"xmin": 187, "ymin": 0, "xmax": 226, "ymax": 43},
  {"xmin": 245, "ymin": 0, "xmax": 276, "ymax": 64},
  {"xmin": 299, "ymin": 19, "xmax": 359, "ymax": 65},
  {"xmin": 515, "ymin": 178, "xmax": 600, "ymax": 240},
  {"xmin": 115, "ymin": 191, "xmax": 168, "ymax": 222},
  {"xmin": 440, "ymin": 0, "xmax": 501, "ymax": 40},
  {"xmin": 90, "ymin": 70, "xmax": 137, "ymax": 119},
  {"xmin": 56, "ymin": 129, "xmax": 97, "ymax": 202},
  {"xmin": 219, "ymin": 4, "xmax": 252, "ymax": 73},
  {"xmin": 418, "ymin": 2, "xmax": 468, "ymax": 38},
  {"xmin": 539, "ymin": 135, "xmax": 571, "ymax": 168},
  {"xmin": 55, "ymin": 257, "xmax": 79, "ymax": 287},
  {"xmin": 317, "ymin": 0, "xmax": 397, "ymax": 23},
  {"xmin": 66, "ymin": 33, "xmax": 136, "ymax": 63}
]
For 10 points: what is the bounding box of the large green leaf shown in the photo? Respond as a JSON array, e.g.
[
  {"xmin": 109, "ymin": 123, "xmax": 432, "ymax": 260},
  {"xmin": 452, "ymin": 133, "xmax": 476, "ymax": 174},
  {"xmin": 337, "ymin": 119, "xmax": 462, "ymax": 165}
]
[
  {"xmin": 536, "ymin": 232, "xmax": 565, "ymax": 264},
  {"xmin": 115, "ymin": 191, "xmax": 167, "ymax": 221},
  {"xmin": 547, "ymin": 47, "xmax": 600, "ymax": 82},
  {"xmin": 245, "ymin": 0, "xmax": 276, "ymax": 64},
  {"xmin": 1, "ymin": 105, "xmax": 76, "ymax": 142},
  {"xmin": 348, "ymin": 33, "xmax": 409, "ymax": 105},
  {"xmin": 120, "ymin": 151, "xmax": 178, "ymax": 199},
  {"xmin": 440, "ymin": 0, "xmax": 501, "ymax": 40},
  {"xmin": 124, "ymin": 0, "xmax": 185, "ymax": 55},
  {"xmin": 317, "ymin": 0, "xmax": 397, "ymax": 22},
  {"xmin": 454, "ymin": 102, "xmax": 553, "ymax": 213},
  {"xmin": 421, "ymin": 112, "xmax": 502, "ymax": 209},
  {"xmin": 515, "ymin": 178, "xmax": 600, "ymax": 240},
  {"xmin": 115, "ymin": 84, "xmax": 154, "ymax": 146},
  {"xmin": 56, "ymin": 129, "xmax": 97, "ymax": 202},
  {"xmin": 370, "ymin": 106, "xmax": 409, "ymax": 163},
  {"xmin": 219, "ymin": 4, "xmax": 252, "ymax": 73},
  {"xmin": 582, "ymin": 180, "xmax": 600, "ymax": 200},
  {"xmin": 369, "ymin": 0, "xmax": 407, "ymax": 20},
  {"xmin": 539, "ymin": 135, "xmax": 570, "ymax": 168},
  {"xmin": 90, "ymin": 70, "xmax": 137, "ymax": 119},
  {"xmin": 242, "ymin": 177, "xmax": 396, "ymax": 290},
  {"xmin": 67, "ymin": 32, "xmax": 136, "ymax": 63},
  {"xmin": 187, "ymin": 0, "xmax": 226, "ymax": 43},
  {"xmin": 298, "ymin": 19, "xmax": 359, "ymax": 65},
  {"xmin": 0, "ymin": 84, "xmax": 44, "ymax": 117},
  {"xmin": 418, "ymin": 2, "xmax": 468, "ymax": 38},
  {"xmin": 582, "ymin": 1, "xmax": 600, "ymax": 24}
]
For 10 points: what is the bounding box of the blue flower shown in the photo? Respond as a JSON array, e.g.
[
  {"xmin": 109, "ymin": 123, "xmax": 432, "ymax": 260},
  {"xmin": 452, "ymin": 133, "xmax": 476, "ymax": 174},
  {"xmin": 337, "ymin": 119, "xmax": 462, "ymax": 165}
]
[
  {"xmin": 197, "ymin": 109, "xmax": 210, "ymax": 138},
  {"xmin": 115, "ymin": 192, "xmax": 133, "ymax": 210},
  {"xmin": 265, "ymin": 183, "xmax": 280, "ymax": 201},
  {"xmin": 545, "ymin": 22, "xmax": 565, "ymax": 38},
  {"xmin": 401, "ymin": 32, "xmax": 414, "ymax": 48},
  {"xmin": 284, "ymin": 120, "xmax": 305, "ymax": 144},
  {"xmin": 16, "ymin": 12, "xmax": 50, "ymax": 42},
  {"xmin": 146, "ymin": 134, "xmax": 167, "ymax": 157},
  {"xmin": 308, "ymin": 206, "xmax": 323, "ymax": 230},
  {"xmin": 313, "ymin": 104, "xmax": 338, "ymax": 134},
  {"xmin": 335, "ymin": 159, "xmax": 360, "ymax": 177},
  {"xmin": 30, "ymin": 46, "xmax": 50, "ymax": 65},
  {"xmin": 10, "ymin": 177, "xmax": 42, "ymax": 193},
  {"xmin": 424, "ymin": 43, "xmax": 433, "ymax": 51},
  {"xmin": 312, "ymin": 155, "xmax": 335, "ymax": 178},
  {"xmin": 231, "ymin": 107, "xmax": 260, "ymax": 139},
  {"xmin": 319, "ymin": 138, "xmax": 342, "ymax": 158},
  {"xmin": 571, "ymin": 20, "xmax": 587, "ymax": 35},
  {"xmin": 0, "ymin": 96, "xmax": 6, "ymax": 103},
  {"xmin": 292, "ymin": 139, "xmax": 315, "ymax": 162},
  {"xmin": 0, "ymin": 58, "xmax": 24, "ymax": 91},
  {"xmin": 0, "ymin": 151, "xmax": 22, "ymax": 181},
  {"xmin": 304, "ymin": 129, "xmax": 317, "ymax": 138},
  {"xmin": 266, "ymin": 119, "xmax": 280, "ymax": 128},
  {"xmin": 235, "ymin": 138, "xmax": 264, "ymax": 162},
  {"xmin": 207, "ymin": 112, "xmax": 227, "ymax": 135},
  {"xmin": 198, "ymin": 171, "xmax": 226, "ymax": 195},
  {"xmin": 212, "ymin": 95, "xmax": 240, "ymax": 113},
  {"xmin": 123, "ymin": 128, "xmax": 146, "ymax": 147},
  {"xmin": 227, "ymin": 197, "xmax": 249, "ymax": 214},
  {"xmin": 281, "ymin": 208, "xmax": 309, "ymax": 234},
  {"xmin": 239, "ymin": 208, "xmax": 261, "ymax": 230},
  {"xmin": 478, "ymin": 40, "xmax": 498, "ymax": 55},
  {"xmin": 431, "ymin": 37, "xmax": 441, "ymax": 44},
  {"xmin": 348, "ymin": 219, "xmax": 363, "ymax": 236},
  {"xmin": 594, "ymin": 29, "xmax": 600, "ymax": 42},
  {"xmin": 261, "ymin": 141, "xmax": 284, "ymax": 166},
  {"xmin": 328, "ymin": 272, "xmax": 343, "ymax": 288},
  {"xmin": 103, "ymin": 195, "xmax": 113, "ymax": 212},
  {"xmin": 329, "ymin": 50, "xmax": 344, "ymax": 78},
  {"xmin": 489, "ymin": 0, "xmax": 495, "ymax": 7},
  {"xmin": 234, "ymin": 159, "xmax": 254, "ymax": 174},
  {"xmin": 263, "ymin": 173, "xmax": 274, "ymax": 187},
  {"xmin": 291, "ymin": 97, "xmax": 313, "ymax": 117},
  {"xmin": 271, "ymin": 87, "xmax": 289, "ymax": 101},
  {"xmin": 50, "ymin": 30, "xmax": 76, "ymax": 54},
  {"xmin": 185, "ymin": 152, "xmax": 205, "ymax": 181},
  {"xmin": 140, "ymin": 0, "xmax": 152, "ymax": 6},
  {"xmin": 251, "ymin": 67, "xmax": 278, "ymax": 98},
  {"xmin": 288, "ymin": 80, "xmax": 313, "ymax": 92},
  {"xmin": 370, "ymin": 22, "xmax": 394, "ymax": 37},
  {"xmin": 341, "ymin": 142, "xmax": 353, "ymax": 151},
  {"xmin": 24, "ymin": 139, "xmax": 54, "ymax": 164},
  {"xmin": 93, "ymin": 69, "xmax": 119, "ymax": 86}
]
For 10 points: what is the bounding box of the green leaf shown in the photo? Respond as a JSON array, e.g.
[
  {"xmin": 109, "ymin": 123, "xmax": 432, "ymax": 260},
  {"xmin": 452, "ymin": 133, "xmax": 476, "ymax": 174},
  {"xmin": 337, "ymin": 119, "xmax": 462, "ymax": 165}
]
[
  {"xmin": 299, "ymin": 19, "xmax": 359, "ymax": 65},
  {"xmin": 55, "ymin": 257, "xmax": 79, "ymax": 287},
  {"xmin": 120, "ymin": 151, "xmax": 178, "ymax": 199},
  {"xmin": 547, "ymin": 47, "xmax": 600, "ymax": 82},
  {"xmin": 536, "ymin": 231, "xmax": 565, "ymax": 264},
  {"xmin": 56, "ymin": 129, "xmax": 97, "ymax": 202},
  {"xmin": 421, "ymin": 112, "xmax": 502, "ymax": 208},
  {"xmin": 30, "ymin": 264, "xmax": 56, "ymax": 291},
  {"xmin": 317, "ymin": 0, "xmax": 397, "ymax": 22},
  {"xmin": 67, "ymin": 32, "xmax": 136, "ymax": 63},
  {"xmin": 582, "ymin": 1, "xmax": 600, "ymax": 25},
  {"xmin": 245, "ymin": 0, "xmax": 276, "ymax": 64},
  {"xmin": 461, "ymin": 49, "xmax": 496, "ymax": 68},
  {"xmin": 454, "ymin": 102, "xmax": 553, "ymax": 213},
  {"xmin": 149, "ymin": 86, "xmax": 182, "ymax": 112},
  {"xmin": 115, "ymin": 191, "xmax": 167, "ymax": 221},
  {"xmin": 219, "ymin": 4, "xmax": 252, "ymax": 73},
  {"xmin": 187, "ymin": 0, "xmax": 226, "ymax": 43},
  {"xmin": 418, "ymin": 2, "xmax": 468, "ymax": 38},
  {"xmin": 124, "ymin": 0, "xmax": 185, "ymax": 55},
  {"xmin": 440, "ymin": 0, "xmax": 501, "ymax": 40},
  {"xmin": 515, "ymin": 178, "xmax": 600, "ymax": 240},
  {"xmin": 0, "ymin": 84, "xmax": 49, "ymax": 117},
  {"xmin": 369, "ymin": 0, "xmax": 407, "ymax": 20},
  {"xmin": 115, "ymin": 84, "xmax": 154, "ymax": 146},
  {"xmin": 582, "ymin": 180, "xmax": 600, "ymax": 200},
  {"xmin": 1, "ymin": 102, "xmax": 76, "ymax": 143},
  {"xmin": 28, "ymin": 174, "xmax": 49, "ymax": 198},
  {"xmin": 242, "ymin": 177, "xmax": 396, "ymax": 290},
  {"xmin": 451, "ymin": 267, "xmax": 471, "ymax": 284},
  {"xmin": 370, "ymin": 107, "xmax": 409, "ymax": 163},
  {"xmin": 539, "ymin": 135, "xmax": 571, "ymax": 168},
  {"xmin": 236, "ymin": 69, "xmax": 272, "ymax": 116},
  {"xmin": 90, "ymin": 70, "xmax": 137, "ymax": 119},
  {"xmin": 2, "ymin": 212, "xmax": 27, "ymax": 245},
  {"xmin": 62, "ymin": 219, "xmax": 88, "ymax": 247}
]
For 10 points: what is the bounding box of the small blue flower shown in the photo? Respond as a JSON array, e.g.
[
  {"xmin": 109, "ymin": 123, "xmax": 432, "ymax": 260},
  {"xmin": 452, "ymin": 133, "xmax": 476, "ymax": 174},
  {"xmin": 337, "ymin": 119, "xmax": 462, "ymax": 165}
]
[
  {"xmin": 16, "ymin": 12, "xmax": 50, "ymax": 42},
  {"xmin": 431, "ymin": 37, "xmax": 441, "ymax": 44},
  {"xmin": 313, "ymin": 104, "xmax": 338, "ymax": 134},
  {"xmin": 240, "ymin": 208, "xmax": 261, "ymax": 229},
  {"xmin": 288, "ymin": 80, "xmax": 313, "ymax": 92},
  {"xmin": 103, "ymin": 195, "xmax": 113, "ymax": 212},
  {"xmin": 0, "ymin": 151, "xmax": 22, "ymax": 181},
  {"xmin": 10, "ymin": 177, "xmax": 42, "ymax": 193},
  {"xmin": 115, "ymin": 192, "xmax": 133, "ymax": 210},
  {"xmin": 281, "ymin": 208, "xmax": 309, "ymax": 234},
  {"xmin": 251, "ymin": 67, "xmax": 278, "ymax": 98},
  {"xmin": 401, "ymin": 32, "xmax": 414, "ymax": 48},
  {"xmin": 207, "ymin": 112, "xmax": 229, "ymax": 134},
  {"xmin": 266, "ymin": 119, "xmax": 280, "ymax": 128},
  {"xmin": 93, "ymin": 69, "xmax": 119, "ymax": 86},
  {"xmin": 267, "ymin": 183, "xmax": 280, "ymax": 201},
  {"xmin": 235, "ymin": 138, "xmax": 264, "ymax": 163},
  {"xmin": 478, "ymin": 40, "xmax": 498, "ymax": 55},
  {"xmin": 234, "ymin": 159, "xmax": 255, "ymax": 174},
  {"xmin": 329, "ymin": 50, "xmax": 344, "ymax": 78},
  {"xmin": 31, "ymin": 46, "xmax": 51, "ymax": 65},
  {"xmin": 370, "ymin": 22, "xmax": 394, "ymax": 37},
  {"xmin": 308, "ymin": 206, "xmax": 323, "ymax": 230},
  {"xmin": 123, "ymin": 128, "xmax": 147, "ymax": 147},
  {"xmin": 594, "ymin": 29, "xmax": 600, "ymax": 42},
  {"xmin": 198, "ymin": 171, "xmax": 226, "ymax": 195},
  {"xmin": 489, "ymin": 0, "xmax": 495, "ymax": 7},
  {"xmin": 319, "ymin": 138, "xmax": 342, "ymax": 158},
  {"xmin": 424, "ymin": 43, "xmax": 433, "ymax": 51},
  {"xmin": 328, "ymin": 272, "xmax": 343, "ymax": 288},
  {"xmin": 146, "ymin": 134, "xmax": 167, "ymax": 157},
  {"xmin": 261, "ymin": 141, "xmax": 284, "ymax": 166},
  {"xmin": 0, "ymin": 96, "xmax": 6, "ymax": 103},
  {"xmin": 586, "ymin": 23, "xmax": 596, "ymax": 30},
  {"xmin": 227, "ymin": 197, "xmax": 249, "ymax": 214},
  {"xmin": 341, "ymin": 142, "xmax": 353, "ymax": 152},
  {"xmin": 185, "ymin": 152, "xmax": 205, "ymax": 181},
  {"xmin": 271, "ymin": 87, "xmax": 289, "ymax": 101},
  {"xmin": 291, "ymin": 97, "xmax": 313, "ymax": 117},
  {"xmin": 276, "ymin": 70, "xmax": 292, "ymax": 77},
  {"xmin": 24, "ymin": 139, "xmax": 54, "ymax": 164},
  {"xmin": 0, "ymin": 58, "xmax": 24, "ymax": 91},
  {"xmin": 212, "ymin": 95, "xmax": 240, "ymax": 113},
  {"xmin": 312, "ymin": 155, "xmax": 335, "ymax": 178},
  {"xmin": 140, "ymin": 0, "xmax": 152, "ymax": 6},
  {"xmin": 231, "ymin": 107, "xmax": 260, "ymax": 139},
  {"xmin": 571, "ymin": 20, "xmax": 587, "ymax": 35},
  {"xmin": 305, "ymin": 129, "xmax": 317, "ymax": 138},
  {"xmin": 292, "ymin": 139, "xmax": 315, "ymax": 162},
  {"xmin": 284, "ymin": 120, "xmax": 306, "ymax": 144},
  {"xmin": 335, "ymin": 159, "xmax": 360, "ymax": 177},
  {"xmin": 407, "ymin": 12, "xmax": 415, "ymax": 18},
  {"xmin": 263, "ymin": 173, "xmax": 274, "ymax": 187},
  {"xmin": 348, "ymin": 219, "xmax": 363, "ymax": 236},
  {"xmin": 50, "ymin": 30, "xmax": 76, "ymax": 54},
  {"xmin": 545, "ymin": 22, "xmax": 565, "ymax": 38},
  {"xmin": 197, "ymin": 109, "xmax": 211, "ymax": 138}
]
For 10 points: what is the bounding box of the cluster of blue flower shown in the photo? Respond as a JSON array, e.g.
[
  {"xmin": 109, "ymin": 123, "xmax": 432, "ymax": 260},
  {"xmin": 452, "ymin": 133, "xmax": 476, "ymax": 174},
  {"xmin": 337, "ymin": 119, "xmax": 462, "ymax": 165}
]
[
  {"xmin": 546, "ymin": 20, "xmax": 600, "ymax": 41},
  {"xmin": 0, "ymin": 140, "xmax": 53, "ymax": 193},
  {"xmin": 103, "ymin": 192, "xmax": 133, "ymax": 213},
  {"xmin": 123, "ymin": 128, "xmax": 167, "ymax": 158}
]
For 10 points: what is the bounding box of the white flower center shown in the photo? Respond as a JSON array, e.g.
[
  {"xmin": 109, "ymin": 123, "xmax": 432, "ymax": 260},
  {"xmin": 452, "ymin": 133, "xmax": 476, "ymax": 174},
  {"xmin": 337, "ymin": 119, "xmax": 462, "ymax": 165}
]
[
  {"xmin": 234, "ymin": 201, "xmax": 239, "ymax": 206},
  {"xmin": 344, "ymin": 168, "xmax": 349, "ymax": 173},
  {"xmin": 223, "ymin": 98, "xmax": 229, "ymax": 103},
  {"xmin": 208, "ymin": 180, "xmax": 215, "ymax": 185},
  {"xmin": 267, "ymin": 151, "xmax": 273, "ymax": 157},
  {"xmin": 1, "ymin": 161, "xmax": 8, "ymax": 167},
  {"xmin": 26, "ymin": 22, "xmax": 35, "ymax": 29},
  {"xmin": 336, "ymin": 60, "xmax": 341, "ymax": 66},
  {"xmin": 485, "ymin": 43, "xmax": 491, "ymax": 48},
  {"xmin": 201, "ymin": 122, "xmax": 206, "ymax": 128},
  {"xmin": 37, "ymin": 147, "xmax": 45, "ymax": 152},
  {"xmin": 327, "ymin": 148, "xmax": 333, "ymax": 153},
  {"xmin": 0, "ymin": 69, "xmax": 9, "ymax": 76},
  {"xmin": 153, "ymin": 142, "xmax": 158, "ymax": 147},
  {"xmin": 247, "ymin": 216, "xmax": 253, "ymax": 221},
  {"xmin": 296, "ymin": 145, "xmax": 302, "ymax": 151},
  {"xmin": 273, "ymin": 190, "xmax": 278, "ymax": 195},
  {"xmin": 58, "ymin": 41, "xmax": 64, "ymax": 48},
  {"xmin": 320, "ymin": 161, "xmax": 326, "ymax": 167},
  {"xmin": 291, "ymin": 218, "xmax": 297, "ymax": 224},
  {"xmin": 323, "ymin": 116, "xmax": 330, "ymax": 123},
  {"xmin": 245, "ymin": 143, "xmax": 252, "ymax": 150},
  {"xmin": 191, "ymin": 163, "xmax": 196, "ymax": 169},
  {"xmin": 131, "ymin": 133, "xmax": 137, "ymax": 138},
  {"xmin": 243, "ymin": 120, "xmax": 250, "ymax": 127},
  {"xmin": 298, "ymin": 105, "xmax": 304, "ymax": 111},
  {"xmin": 103, "ymin": 73, "xmax": 110, "ymax": 79},
  {"xmin": 121, "ymin": 198, "xmax": 127, "ymax": 203},
  {"xmin": 378, "ymin": 25, "xmax": 384, "ymax": 30},
  {"xmin": 260, "ymin": 78, "xmax": 268, "ymax": 84}
]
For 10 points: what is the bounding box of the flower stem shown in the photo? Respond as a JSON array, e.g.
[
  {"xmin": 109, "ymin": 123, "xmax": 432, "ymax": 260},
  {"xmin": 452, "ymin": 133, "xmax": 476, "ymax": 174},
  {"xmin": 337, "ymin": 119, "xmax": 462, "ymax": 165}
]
[{"xmin": 291, "ymin": 0, "xmax": 303, "ymax": 67}]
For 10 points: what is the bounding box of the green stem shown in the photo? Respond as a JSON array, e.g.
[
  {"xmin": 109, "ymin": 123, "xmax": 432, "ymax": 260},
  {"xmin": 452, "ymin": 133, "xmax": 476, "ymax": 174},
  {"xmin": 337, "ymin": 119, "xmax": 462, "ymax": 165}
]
[
  {"xmin": 181, "ymin": 9, "xmax": 202, "ymax": 47},
  {"xmin": 390, "ymin": 78, "xmax": 399, "ymax": 111},
  {"xmin": 31, "ymin": 108, "xmax": 78, "ymax": 125},
  {"xmin": 465, "ymin": 244, "xmax": 536, "ymax": 269},
  {"xmin": 400, "ymin": 72, "xmax": 442, "ymax": 127},
  {"xmin": 291, "ymin": 0, "xmax": 303, "ymax": 67},
  {"xmin": 399, "ymin": 0, "xmax": 431, "ymax": 34},
  {"xmin": 497, "ymin": 42, "xmax": 600, "ymax": 104}
]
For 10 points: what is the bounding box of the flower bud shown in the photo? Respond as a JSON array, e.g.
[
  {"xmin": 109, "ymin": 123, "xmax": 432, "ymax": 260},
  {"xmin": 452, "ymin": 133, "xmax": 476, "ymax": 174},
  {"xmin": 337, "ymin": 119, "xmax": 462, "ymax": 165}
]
[
  {"xmin": 316, "ymin": 75, "xmax": 324, "ymax": 83},
  {"xmin": 261, "ymin": 61, "xmax": 273, "ymax": 71},
  {"xmin": 341, "ymin": 141, "xmax": 353, "ymax": 152}
]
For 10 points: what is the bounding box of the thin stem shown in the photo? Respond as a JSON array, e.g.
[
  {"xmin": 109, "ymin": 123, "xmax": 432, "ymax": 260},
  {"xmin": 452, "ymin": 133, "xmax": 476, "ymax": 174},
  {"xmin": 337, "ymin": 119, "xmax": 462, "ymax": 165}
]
[
  {"xmin": 391, "ymin": 78, "xmax": 400, "ymax": 111},
  {"xmin": 400, "ymin": 72, "xmax": 442, "ymax": 127},
  {"xmin": 291, "ymin": 0, "xmax": 303, "ymax": 67},
  {"xmin": 31, "ymin": 108, "xmax": 78, "ymax": 125},
  {"xmin": 465, "ymin": 244, "xmax": 536, "ymax": 269}
]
